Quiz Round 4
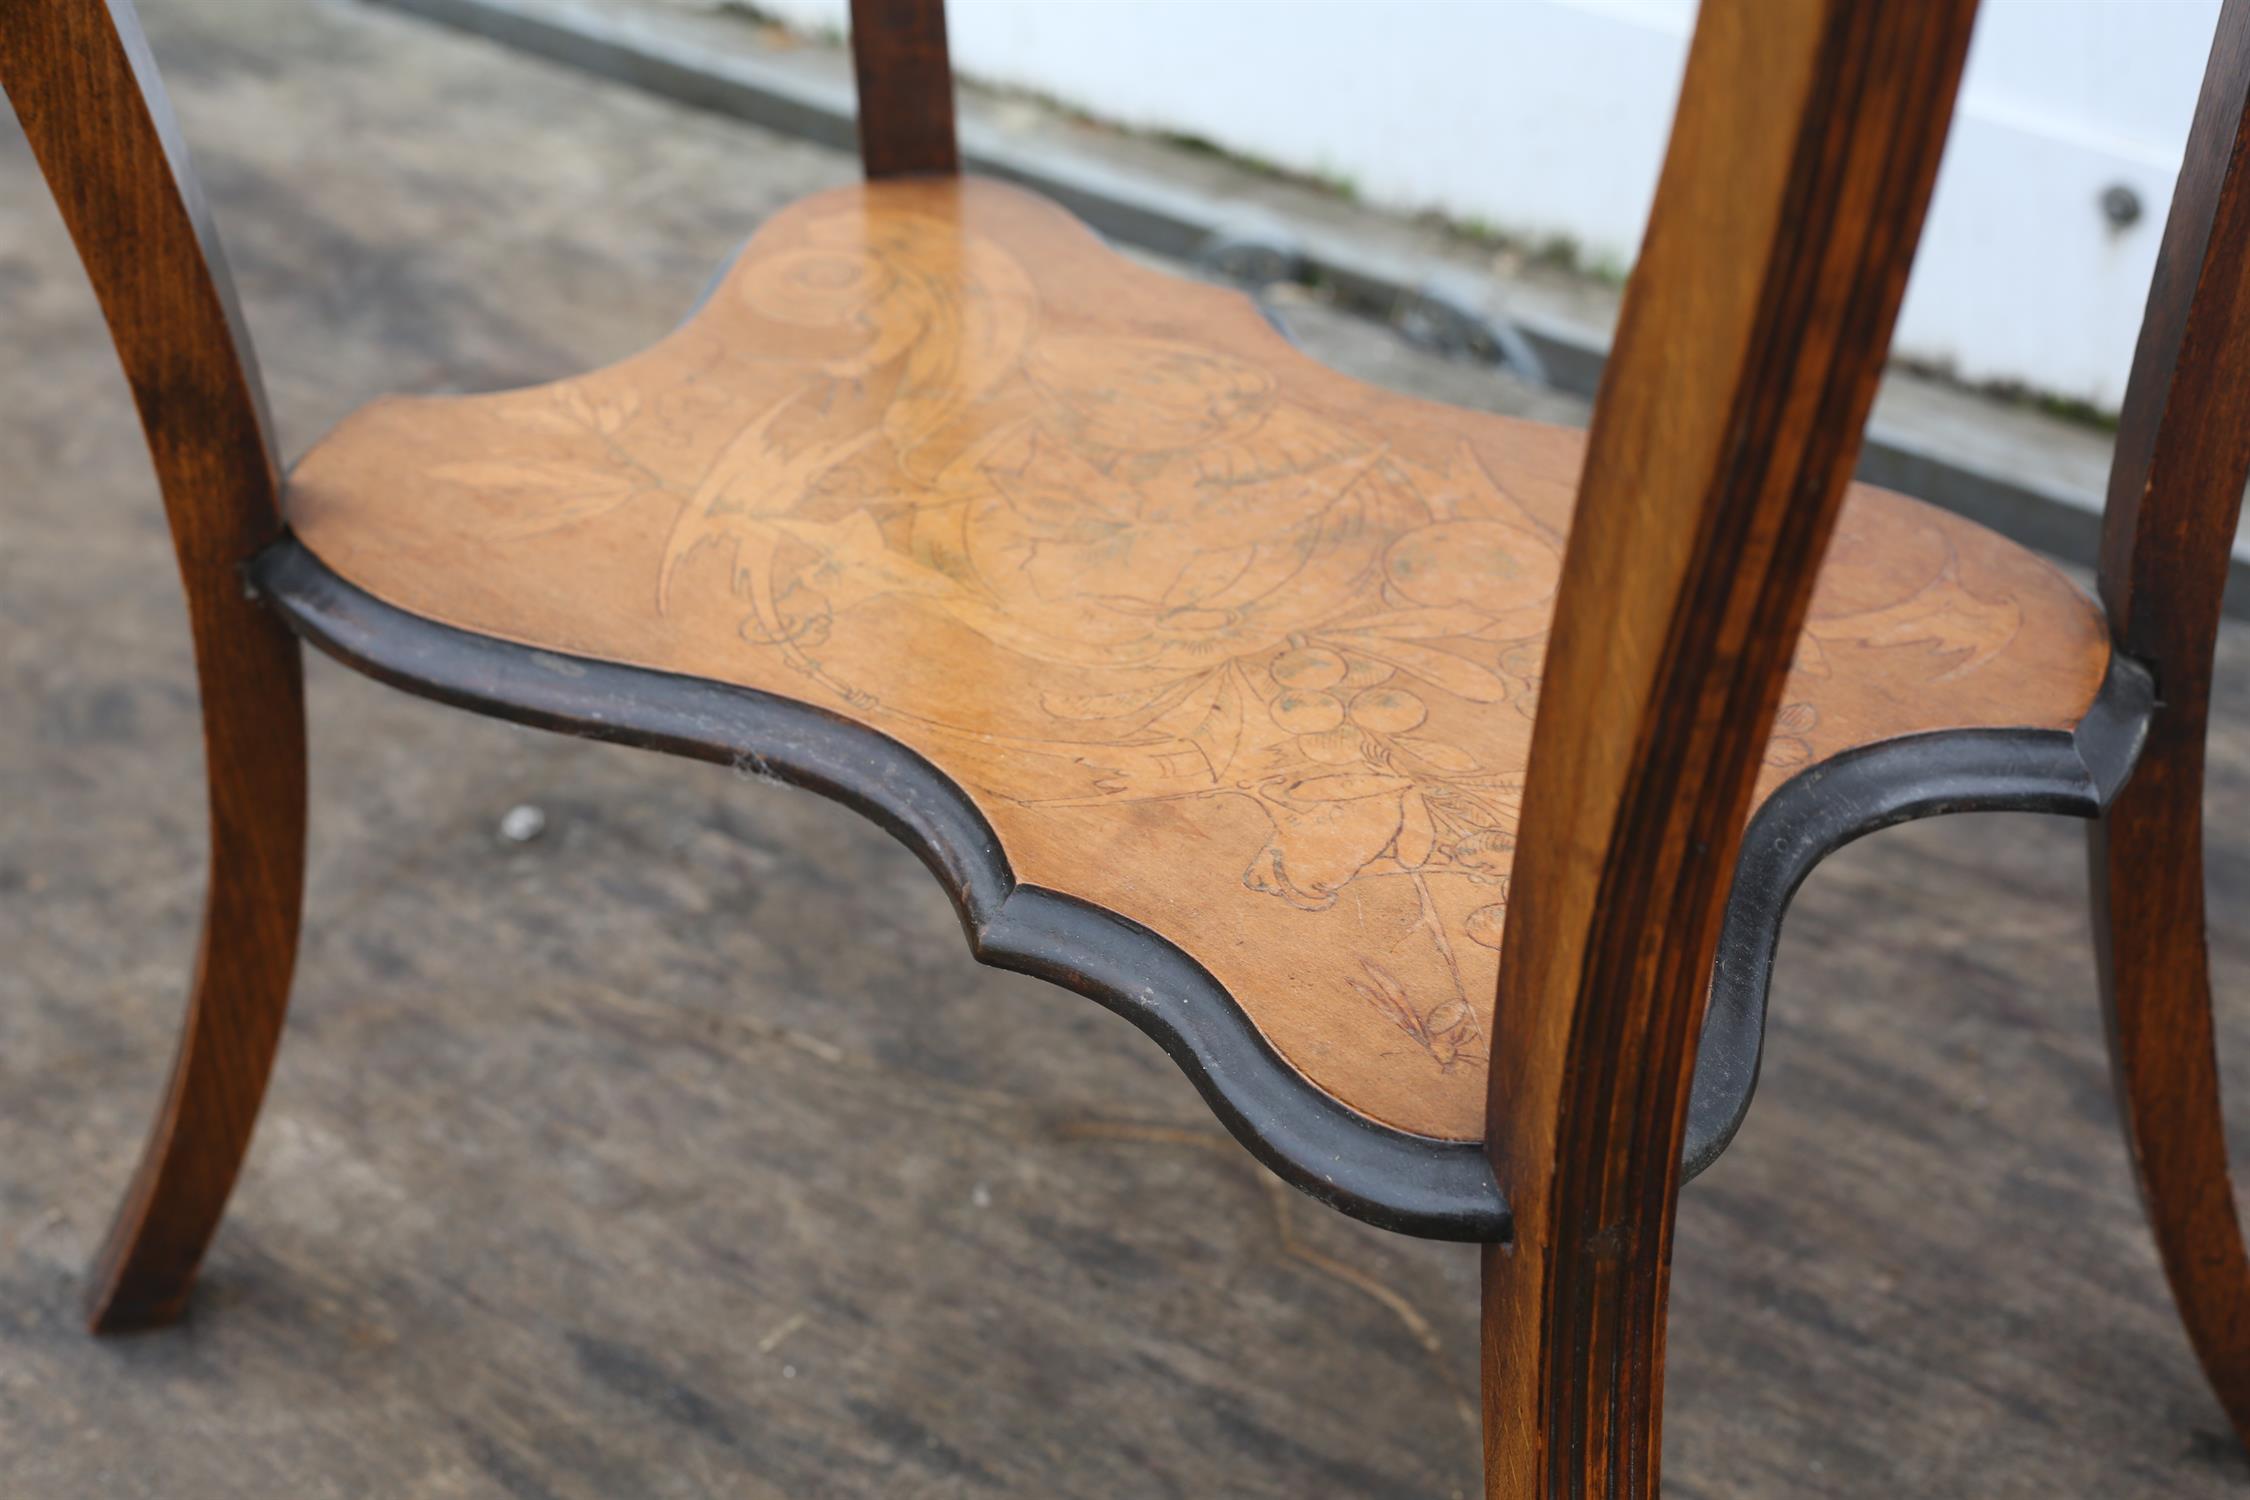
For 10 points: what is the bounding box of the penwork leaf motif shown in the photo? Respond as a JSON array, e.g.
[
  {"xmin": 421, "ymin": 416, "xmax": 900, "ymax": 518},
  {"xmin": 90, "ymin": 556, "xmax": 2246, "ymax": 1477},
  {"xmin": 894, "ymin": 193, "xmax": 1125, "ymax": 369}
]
[
  {"xmin": 426, "ymin": 460, "xmax": 650, "ymax": 537},
  {"xmin": 398, "ymin": 194, "xmax": 2036, "ymax": 1091}
]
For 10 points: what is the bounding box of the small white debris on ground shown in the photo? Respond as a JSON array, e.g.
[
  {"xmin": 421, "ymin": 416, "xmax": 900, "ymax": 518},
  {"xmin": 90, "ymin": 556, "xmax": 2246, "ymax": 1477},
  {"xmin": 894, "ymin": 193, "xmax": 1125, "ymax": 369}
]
[{"xmin": 498, "ymin": 804, "xmax": 547, "ymax": 844}]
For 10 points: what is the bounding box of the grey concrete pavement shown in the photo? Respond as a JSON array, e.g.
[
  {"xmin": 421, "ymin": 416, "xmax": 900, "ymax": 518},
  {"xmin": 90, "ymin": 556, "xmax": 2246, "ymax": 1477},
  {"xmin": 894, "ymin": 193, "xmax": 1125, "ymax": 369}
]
[{"xmin": 3, "ymin": 2, "xmax": 2249, "ymax": 1495}]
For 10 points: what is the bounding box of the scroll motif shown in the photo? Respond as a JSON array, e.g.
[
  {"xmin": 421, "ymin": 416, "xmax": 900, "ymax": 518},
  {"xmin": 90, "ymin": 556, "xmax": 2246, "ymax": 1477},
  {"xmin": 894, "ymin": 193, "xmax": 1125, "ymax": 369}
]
[{"xmin": 422, "ymin": 201, "xmax": 2024, "ymax": 1076}]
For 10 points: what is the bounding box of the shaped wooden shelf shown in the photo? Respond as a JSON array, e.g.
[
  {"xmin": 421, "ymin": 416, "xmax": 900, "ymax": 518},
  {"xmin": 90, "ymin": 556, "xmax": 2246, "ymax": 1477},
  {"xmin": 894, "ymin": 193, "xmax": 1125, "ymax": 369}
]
[{"xmin": 274, "ymin": 177, "xmax": 2140, "ymax": 1237}]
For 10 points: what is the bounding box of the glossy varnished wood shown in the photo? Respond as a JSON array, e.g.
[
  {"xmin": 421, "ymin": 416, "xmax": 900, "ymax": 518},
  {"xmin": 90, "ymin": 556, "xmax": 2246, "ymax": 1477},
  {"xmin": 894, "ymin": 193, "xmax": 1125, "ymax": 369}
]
[
  {"xmin": 2090, "ymin": 0, "xmax": 2250, "ymax": 1449},
  {"xmin": 0, "ymin": 0, "xmax": 307, "ymax": 1332},
  {"xmin": 246, "ymin": 535, "xmax": 2150, "ymax": 1239},
  {"xmin": 1480, "ymin": 3, "xmax": 1977, "ymax": 1496},
  {"xmin": 249, "ymin": 537, "xmax": 1512, "ymax": 1240},
  {"xmin": 17, "ymin": 0, "xmax": 2250, "ymax": 1492},
  {"xmin": 849, "ymin": 0, "xmax": 956, "ymax": 179},
  {"xmin": 282, "ymin": 175, "xmax": 2106, "ymax": 1148},
  {"xmin": 12, "ymin": 6, "xmax": 2250, "ymax": 1486},
  {"xmin": 1686, "ymin": 648, "xmax": 2149, "ymax": 1178}
]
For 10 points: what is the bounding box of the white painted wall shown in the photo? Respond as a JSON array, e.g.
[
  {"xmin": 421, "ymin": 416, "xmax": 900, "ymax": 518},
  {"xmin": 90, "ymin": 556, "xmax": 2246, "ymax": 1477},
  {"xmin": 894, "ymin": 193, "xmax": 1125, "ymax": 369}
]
[{"xmin": 761, "ymin": 0, "xmax": 2221, "ymax": 411}]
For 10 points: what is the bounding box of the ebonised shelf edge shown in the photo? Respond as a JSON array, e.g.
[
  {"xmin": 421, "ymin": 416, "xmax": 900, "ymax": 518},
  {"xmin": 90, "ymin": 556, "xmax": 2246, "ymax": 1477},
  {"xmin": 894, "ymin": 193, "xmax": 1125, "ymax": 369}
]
[
  {"xmin": 1683, "ymin": 649, "xmax": 2155, "ymax": 1177},
  {"xmin": 248, "ymin": 537, "xmax": 1510, "ymax": 1242},
  {"xmin": 248, "ymin": 536, "xmax": 2153, "ymax": 1237}
]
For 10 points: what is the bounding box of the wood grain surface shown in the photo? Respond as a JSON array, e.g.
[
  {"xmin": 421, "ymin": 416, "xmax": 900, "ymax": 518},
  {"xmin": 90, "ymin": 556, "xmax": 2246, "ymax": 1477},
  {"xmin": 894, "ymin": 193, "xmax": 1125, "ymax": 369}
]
[
  {"xmin": 0, "ymin": 0, "xmax": 308, "ymax": 1333},
  {"xmin": 2090, "ymin": 0, "xmax": 2250, "ymax": 1453},
  {"xmin": 8, "ymin": 1, "xmax": 2250, "ymax": 1493},
  {"xmin": 848, "ymin": 0, "xmax": 955, "ymax": 179},
  {"xmin": 1480, "ymin": 3, "xmax": 1979, "ymax": 1493},
  {"xmin": 287, "ymin": 175, "xmax": 2108, "ymax": 1145}
]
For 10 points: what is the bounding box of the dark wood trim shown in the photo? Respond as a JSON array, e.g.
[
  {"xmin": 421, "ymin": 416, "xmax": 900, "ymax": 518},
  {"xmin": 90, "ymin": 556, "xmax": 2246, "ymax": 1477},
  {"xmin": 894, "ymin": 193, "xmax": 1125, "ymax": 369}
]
[
  {"xmin": 2, "ymin": 0, "xmax": 308, "ymax": 1333},
  {"xmin": 249, "ymin": 538, "xmax": 1507, "ymax": 1243},
  {"xmin": 1686, "ymin": 651, "xmax": 2151, "ymax": 1177},
  {"xmin": 251, "ymin": 536, "xmax": 2145, "ymax": 1247},
  {"xmin": 2089, "ymin": 0, "xmax": 2250, "ymax": 1450},
  {"xmin": 849, "ymin": 0, "xmax": 957, "ymax": 179}
]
